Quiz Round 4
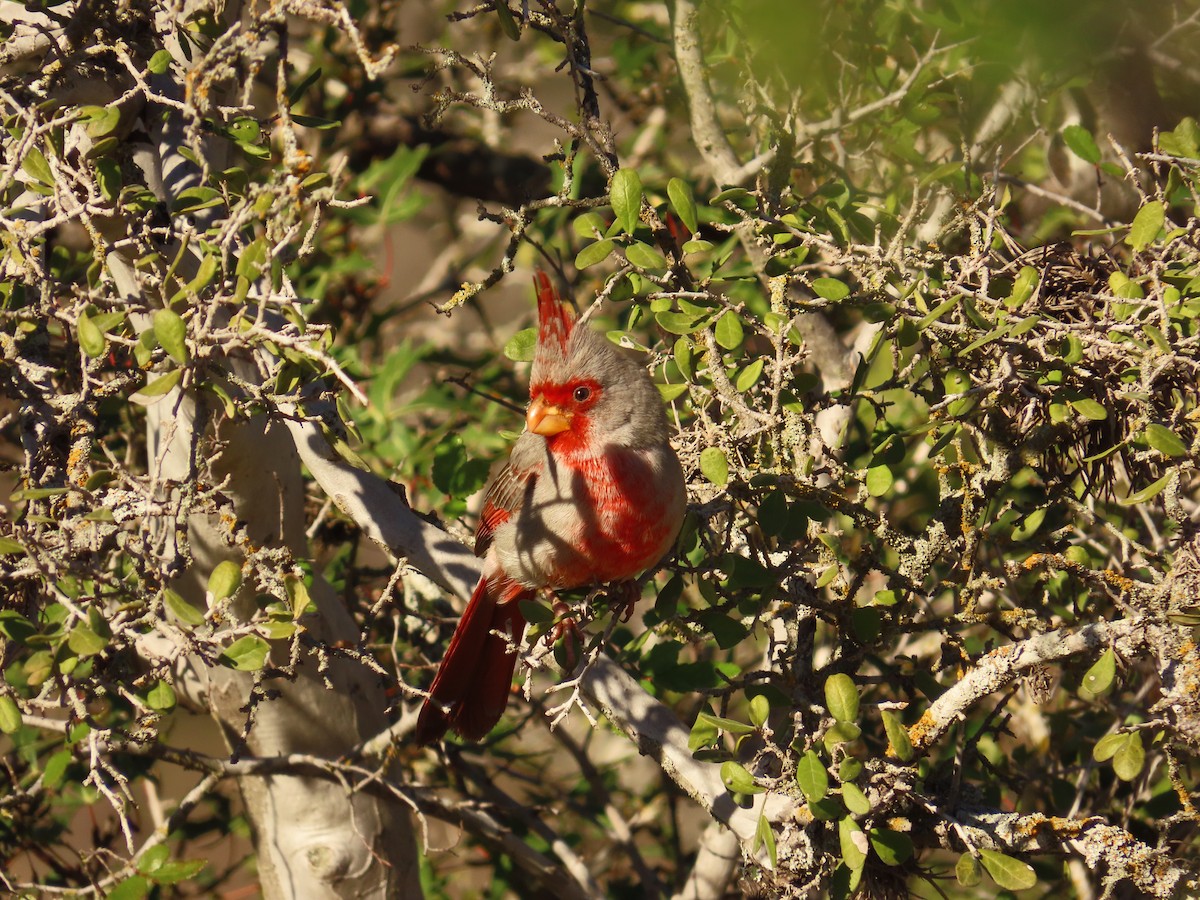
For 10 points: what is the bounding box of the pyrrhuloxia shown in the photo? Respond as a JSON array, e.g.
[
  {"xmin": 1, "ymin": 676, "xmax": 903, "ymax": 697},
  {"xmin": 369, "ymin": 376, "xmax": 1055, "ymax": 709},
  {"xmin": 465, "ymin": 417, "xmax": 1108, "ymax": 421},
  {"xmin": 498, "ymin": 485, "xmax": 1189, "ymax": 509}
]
[{"xmin": 415, "ymin": 272, "xmax": 686, "ymax": 744}]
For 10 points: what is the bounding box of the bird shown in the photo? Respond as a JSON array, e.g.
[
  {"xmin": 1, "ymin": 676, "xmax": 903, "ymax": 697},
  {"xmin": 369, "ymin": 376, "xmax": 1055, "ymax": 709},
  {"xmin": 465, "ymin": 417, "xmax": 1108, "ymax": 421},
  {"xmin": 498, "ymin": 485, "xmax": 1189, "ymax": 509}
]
[{"xmin": 415, "ymin": 271, "xmax": 687, "ymax": 744}]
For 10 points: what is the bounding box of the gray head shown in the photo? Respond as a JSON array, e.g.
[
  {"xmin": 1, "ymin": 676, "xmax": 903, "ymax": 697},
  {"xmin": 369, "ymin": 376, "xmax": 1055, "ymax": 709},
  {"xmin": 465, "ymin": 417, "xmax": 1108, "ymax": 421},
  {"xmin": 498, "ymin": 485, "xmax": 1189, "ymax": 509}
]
[{"xmin": 526, "ymin": 272, "xmax": 671, "ymax": 453}]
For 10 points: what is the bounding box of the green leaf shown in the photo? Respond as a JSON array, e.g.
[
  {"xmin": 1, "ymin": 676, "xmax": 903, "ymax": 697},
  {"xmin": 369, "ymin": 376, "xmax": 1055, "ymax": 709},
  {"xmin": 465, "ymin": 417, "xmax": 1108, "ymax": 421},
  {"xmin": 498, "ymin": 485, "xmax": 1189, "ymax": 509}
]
[
  {"xmin": 824, "ymin": 673, "xmax": 859, "ymax": 723},
  {"xmin": 22, "ymin": 146, "xmax": 53, "ymax": 186},
  {"xmin": 748, "ymin": 694, "xmax": 770, "ymax": 727},
  {"xmin": 881, "ymin": 709, "xmax": 913, "ymax": 761},
  {"xmin": 655, "ymin": 310, "xmax": 706, "ymax": 335},
  {"xmin": 795, "ymin": 750, "xmax": 829, "ymax": 802},
  {"xmin": 610, "ymin": 168, "xmax": 643, "ymax": 235},
  {"xmin": 735, "ymin": 359, "xmax": 764, "ymax": 392},
  {"xmin": 225, "ymin": 117, "xmax": 260, "ymax": 144},
  {"xmin": 68, "ymin": 623, "xmax": 108, "ymax": 658},
  {"xmin": 822, "ymin": 721, "xmax": 861, "ymax": 749},
  {"xmin": 865, "ymin": 465, "xmax": 892, "ymax": 497},
  {"xmin": 720, "ymin": 760, "xmax": 765, "ymax": 794},
  {"xmin": 145, "ymin": 680, "xmax": 177, "ymax": 711},
  {"xmin": 625, "ymin": 240, "xmax": 667, "ymax": 271},
  {"xmin": 163, "ymin": 588, "xmax": 205, "ymax": 627},
  {"xmin": 1069, "ymin": 398, "xmax": 1107, "ymax": 421},
  {"xmin": 82, "ymin": 105, "xmax": 121, "ymax": 138},
  {"xmin": 207, "ymin": 560, "xmax": 243, "ymax": 602},
  {"xmin": 503, "ymin": 327, "xmax": 536, "ymax": 362},
  {"xmin": 43, "ymin": 748, "xmax": 72, "ymax": 789},
  {"xmin": 573, "ymin": 212, "xmax": 607, "ymax": 238},
  {"xmin": 78, "ymin": 312, "xmax": 107, "ymax": 358},
  {"xmin": 0, "ymin": 695, "xmax": 23, "ymax": 733},
  {"xmin": 813, "ymin": 277, "xmax": 850, "ymax": 301},
  {"xmin": 94, "ymin": 157, "xmax": 121, "ymax": 200},
  {"xmin": 838, "ymin": 817, "xmax": 868, "ymax": 871},
  {"xmin": 107, "ymin": 875, "xmax": 151, "ymax": 900},
  {"xmin": 841, "ymin": 781, "xmax": 870, "ymax": 814},
  {"xmin": 138, "ymin": 844, "xmax": 170, "ymax": 874},
  {"xmin": 869, "ymin": 828, "xmax": 913, "ymax": 866},
  {"xmin": 1062, "ymin": 124, "xmax": 1101, "ymax": 164},
  {"xmin": 838, "ymin": 757, "xmax": 863, "ymax": 782},
  {"xmin": 1093, "ymin": 732, "xmax": 1127, "ymax": 762},
  {"xmin": 283, "ymin": 575, "xmax": 313, "ymax": 618},
  {"xmin": 149, "ymin": 859, "xmax": 207, "ymax": 884},
  {"xmin": 1112, "ymin": 731, "xmax": 1145, "ymax": 781},
  {"xmin": 148, "ymin": 49, "xmax": 173, "ymax": 74},
  {"xmin": 979, "ymin": 848, "xmax": 1037, "ymax": 891},
  {"xmin": 754, "ymin": 813, "xmax": 777, "ymax": 867},
  {"xmin": 714, "ymin": 312, "xmax": 744, "ymax": 349},
  {"xmin": 494, "ymin": 1, "xmax": 521, "ymax": 39},
  {"xmin": 518, "ymin": 598, "xmax": 556, "ymax": 625},
  {"xmin": 691, "ymin": 710, "xmax": 753, "ymax": 753},
  {"xmin": 699, "ymin": 447, "xmax": 729, "ymax": 486},
  {"xmin": 0, "ymin": 537, "xmax": 26, "ymax": 556},
  {"xmin": 658, "ymin": 383, "xmax": 688, "ymax": 402},
  {"xmin": 1144, "ymin": 423, "xmax": 1187, "ymax": 457},
  {"xmin": 667, "ymin": 177, "xmax": 699, "ymax": 233},
  {"xmin": 1127, "ymin": 200, "xmax": 1165, "ymax": 252},
  {"xmin": 1005, "ymin": 267, "xmax": 1040, "ymax": 309},
  {"xmin": 153, "ymin": 308, "xmax": 189, "ymax": 365},
  {"xmin": 235, "ymin": 237, "xmax": 268, "ymax": 280},
  {"xmin": 575, "ymin": 238, "xmax": 615, "ymax": 269},
  {"xmin": 956, "ymin": 853, "xmax": 983, "ymax": 887},
  {"xmin": 133, "ymin": 368, "xmax": 182, "ymax": 401},
  {"xmin": 1080, "ymin": 648, "xmax": 1116, "ymax": 696},
  {"xmin": 173, "ymin": 186, "xmax": 223, "ymax": 214},
  {"xmin": 1120, "ymin": 473, "xmax": 1172, "ymax": 506},
  {"xmin": 218, "ymin": 634, "xmax": 270, "ymax": 671}
]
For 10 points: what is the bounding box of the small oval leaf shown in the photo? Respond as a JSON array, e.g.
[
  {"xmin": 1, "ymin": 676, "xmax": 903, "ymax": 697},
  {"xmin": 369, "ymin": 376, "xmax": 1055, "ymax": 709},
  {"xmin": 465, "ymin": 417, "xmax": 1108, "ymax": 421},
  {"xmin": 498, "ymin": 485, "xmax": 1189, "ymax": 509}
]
[
  {"xmin": 667, "ymin": 177, "xmax": 698, "ymax": 233},
  {"xmin": 978, "ymin": 848, "xmax": 1037, "ymax": 891},
  {"xmin": 0, "ymin": 695, "xmax": 23, "ymax": 734},
  {"xmin": 207, "ymin": 560, "xmax": 243, "ymax": 602},
  {"xmin": 838, "ymin": 817, "xmax": 868, "ymax": 871},
  {"xmin": 825, "ymin": 673, "xmax": 859, "ymax": 723},
  {"xmin": 1080, "ymin": 648, "xmax": 1116, "ymax": 696},
  {"xmin": 625, "ymin": 240, "xmax": 667, "ymax": 272},
  {"xmin": 699, "ymin": 447, "xmax": 729, "ymax": 486},
  {"xmin": 795, "ymin": 750, "xmax": 829, "ymax": 803},
  {"xmin": 153, "ymin": 308, "xmax": 189, "ymax": 365},
  {"xmin": 956, "ymin": 853, "xmax": 983, "ymax": 887},
  {"xmin": 218, "ymin": 634, "xmax": 270, "ymax": 671},
  {"xmin": 714, "ymin": 312, "xmax": 744, "ymax": 349},
  {"xmin": 610, "ymin": 168, "xmax": 643, "ymax": 235},
  {"xmin": 880, "ymin": 709, "xmax": 914, "ymax": 762},
  {"xmin": 842, "ymin": 781, "xmax": 871, "ymax": 814},
  {"xmin": 1127, "ymin": 200, "xmax": 1165, "ymax": 252},
  {"xmin": 1112, "ymin": 731, "xmax": 1145, "ymax": 781},
  {"xmin": 813, "ymin": 277, "xmax": 850, "ymax": 301},
  {"xmin": 575, "ymin": 238, "xmax": 616, "ymax": 269},
  {"xmin": 163, "ymin": 588, "xmax": 206, "ymax": 628},
  {"xmin": 1144, "ymin": 423, "xmax": 1187, "ymax": 457}
]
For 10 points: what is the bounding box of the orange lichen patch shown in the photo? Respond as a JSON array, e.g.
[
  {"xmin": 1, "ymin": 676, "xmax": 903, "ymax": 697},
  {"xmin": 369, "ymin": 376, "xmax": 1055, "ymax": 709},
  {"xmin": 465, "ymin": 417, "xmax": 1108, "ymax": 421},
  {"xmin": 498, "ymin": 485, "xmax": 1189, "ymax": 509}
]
[
  {"xmin": 1098, "ymin": 569, "xmax": 1138, "ymax": 593},
  {"xmin": 67, "ymin": 443, "xmax": 90, "ymax": 484},
  {"xmin": 908, "ymin": 709, "xmax": 937, "ymax": 750},
  {"xmin": 1022, "ymin": 553, "xmax": 1046, "ymax": 570}
]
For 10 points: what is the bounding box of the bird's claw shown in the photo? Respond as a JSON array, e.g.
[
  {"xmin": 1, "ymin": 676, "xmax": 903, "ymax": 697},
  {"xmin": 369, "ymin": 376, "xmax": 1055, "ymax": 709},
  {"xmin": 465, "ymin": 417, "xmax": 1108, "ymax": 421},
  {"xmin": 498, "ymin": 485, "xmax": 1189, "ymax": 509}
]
[
  {"xmin": 549, "ymin": 600, "xmax": 583, "ymax": 670},
  {"xmin": 606, "ymin": 580, "xmax": 641, "ymax": 623}
]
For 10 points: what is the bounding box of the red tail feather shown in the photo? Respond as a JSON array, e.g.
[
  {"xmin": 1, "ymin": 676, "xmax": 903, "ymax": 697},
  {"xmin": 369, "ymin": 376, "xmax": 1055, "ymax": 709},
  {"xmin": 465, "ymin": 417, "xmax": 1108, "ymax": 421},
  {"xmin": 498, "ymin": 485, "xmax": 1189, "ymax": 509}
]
[{"xmin": 415, "ymin": 574, "xmax": 531, "ymax": 745}]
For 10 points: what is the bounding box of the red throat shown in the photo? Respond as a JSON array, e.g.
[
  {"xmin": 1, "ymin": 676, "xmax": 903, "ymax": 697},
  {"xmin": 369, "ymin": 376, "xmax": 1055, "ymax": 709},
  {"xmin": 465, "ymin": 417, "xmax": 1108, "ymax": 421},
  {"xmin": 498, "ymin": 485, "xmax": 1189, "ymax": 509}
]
[{"xmin": 535, "ymin": 270, "xmax": 574, "ymax": 353}]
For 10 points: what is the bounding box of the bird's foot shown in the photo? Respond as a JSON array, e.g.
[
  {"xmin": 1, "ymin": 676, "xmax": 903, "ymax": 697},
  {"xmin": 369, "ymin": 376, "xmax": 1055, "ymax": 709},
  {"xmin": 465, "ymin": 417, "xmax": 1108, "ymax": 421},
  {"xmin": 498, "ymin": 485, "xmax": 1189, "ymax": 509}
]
[
  {"xmin": 548, "ymin": 599, "xmax": 584, "ymax": 670},
  {"xmin": 605, "ymin": 580, "xmax": 641, "ymax": 623}
]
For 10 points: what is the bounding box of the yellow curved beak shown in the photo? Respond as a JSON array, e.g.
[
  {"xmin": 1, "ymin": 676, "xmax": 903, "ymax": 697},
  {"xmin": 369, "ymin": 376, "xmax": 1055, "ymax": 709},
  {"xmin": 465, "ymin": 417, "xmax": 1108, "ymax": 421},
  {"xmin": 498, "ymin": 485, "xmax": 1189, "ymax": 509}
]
[{"xmin": 527, "ymin": 397, "xmax": 572, "ymax": 436}]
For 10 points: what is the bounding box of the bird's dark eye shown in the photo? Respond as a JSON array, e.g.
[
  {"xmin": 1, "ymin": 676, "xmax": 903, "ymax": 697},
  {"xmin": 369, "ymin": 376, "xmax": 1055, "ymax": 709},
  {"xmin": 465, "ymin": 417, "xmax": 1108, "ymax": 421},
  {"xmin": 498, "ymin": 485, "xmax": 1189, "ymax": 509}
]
[{"xmin": 573, "ymin": 386, "xmax": 592, "ymax": 403}]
